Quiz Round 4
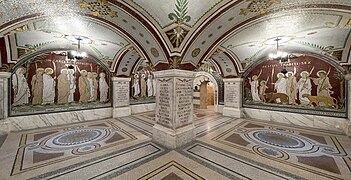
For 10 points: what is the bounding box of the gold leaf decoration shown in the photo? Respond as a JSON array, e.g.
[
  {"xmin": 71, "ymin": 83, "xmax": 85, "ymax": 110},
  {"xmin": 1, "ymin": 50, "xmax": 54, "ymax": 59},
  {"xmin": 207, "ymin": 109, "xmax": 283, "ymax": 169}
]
[
  {"xmin": 80, "ymin": 0, "xmax": 117, "ymax": 18},
  {"xmin": 169, "ymin": 56, "xmax": 182, "ymax": 69},
  {"xmin": 240, "ymin": 0, "xmax": 281, "ymax": 16}
]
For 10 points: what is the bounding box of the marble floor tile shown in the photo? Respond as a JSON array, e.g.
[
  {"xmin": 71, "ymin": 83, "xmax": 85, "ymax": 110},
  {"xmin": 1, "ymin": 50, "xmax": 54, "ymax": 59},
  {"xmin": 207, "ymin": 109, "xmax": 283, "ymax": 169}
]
[{"xmin": 0, "ymin": 108, "xmax": 350, "ymax": 179}]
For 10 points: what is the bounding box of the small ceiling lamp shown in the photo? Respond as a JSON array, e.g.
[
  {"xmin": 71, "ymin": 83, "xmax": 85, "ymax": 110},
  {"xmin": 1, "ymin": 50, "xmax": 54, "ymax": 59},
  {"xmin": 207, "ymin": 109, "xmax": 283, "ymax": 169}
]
[
  {"xmin": 268, "ymin": 37, "xmax": 289, "ymax": 62},
  {"xmin": 68, "ymin": 36, "xmax": 87, "ymax": 60}
]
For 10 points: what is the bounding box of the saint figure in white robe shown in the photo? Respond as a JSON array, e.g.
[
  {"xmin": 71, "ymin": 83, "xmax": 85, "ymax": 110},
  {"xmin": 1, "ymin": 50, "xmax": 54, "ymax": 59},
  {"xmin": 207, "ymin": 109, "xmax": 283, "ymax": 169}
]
[
  {"xmin": 87, "ymin": 72, "xmax": 94, "ymax": 102},
  {"xmin": 99, "ymin": 73, "xmax": 109, "ymax": 102},
  {"xmin": 297, "ymin": 71, "xmax": 312, "ymax": 105},
  {"xmin": 249, "ymin": 75, "xmax": 260, "ymax": 101},
  {"xmin": 147, "ymin": 74, "xmax": 153, "ymax": 97},
  {"xmin": 12, "ymin": 67, "xmax": 30, "ymax": 106},
  {"xmin": 42, "ymin": 68, "xmax": 55, "ymax": 105},
  {"xmin": 132, "ymin": 75, "xmax": 140, "ymax": 97},
  {"xmin": 68, "ymin": 69, "xmax": 76, "ymax": 103}
]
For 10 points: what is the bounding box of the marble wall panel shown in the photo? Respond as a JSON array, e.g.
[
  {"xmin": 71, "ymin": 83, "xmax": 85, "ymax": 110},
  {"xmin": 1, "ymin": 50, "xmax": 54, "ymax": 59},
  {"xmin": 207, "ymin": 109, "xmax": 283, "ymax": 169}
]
[
  {"xmin": 130, "ymin": 103, "xmax": 156, "ymax": 114},
  {"xmin": 6, "ymin": 107, "xmax": 112, "ymax": 132},
  {"xmin": 243, "ymin": 108, "xmax": 346, "ymax": 133},
  {"xmin": 0, "ymin": 79, "xmax": 4, "ymax": 119}
]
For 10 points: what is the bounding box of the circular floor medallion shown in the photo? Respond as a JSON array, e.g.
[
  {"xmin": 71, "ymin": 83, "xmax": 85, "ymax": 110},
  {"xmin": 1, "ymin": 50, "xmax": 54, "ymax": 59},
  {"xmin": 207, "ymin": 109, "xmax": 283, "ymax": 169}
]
[
  {"xmin": 252, "ymin": 131, "xmax": 305, "ymax": 148},
  {"xmin": 53, "ymin": 129, "xmax": 102, "ymax": 146}
]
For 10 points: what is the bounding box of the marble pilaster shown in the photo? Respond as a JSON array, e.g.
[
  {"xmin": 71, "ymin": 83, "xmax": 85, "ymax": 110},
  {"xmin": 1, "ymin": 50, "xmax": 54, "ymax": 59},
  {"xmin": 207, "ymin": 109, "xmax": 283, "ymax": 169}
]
[
  {"xmin": 222, "ymin": 78, "xmax": 243, "ymax": 118},
  {"xmin": 152, "ymin": 69, "xmax": 195, "ymax": 149},
  {"xmin": 112, "ymin": 77, "xmax": 131, "ymax": 118},
  {"xmin": 0, "ymin": 72, "xmax": 11, "ymax": 120},
  {"xmin": 344, "ymin": 74, "xmax": 351, "ymax": 136}
]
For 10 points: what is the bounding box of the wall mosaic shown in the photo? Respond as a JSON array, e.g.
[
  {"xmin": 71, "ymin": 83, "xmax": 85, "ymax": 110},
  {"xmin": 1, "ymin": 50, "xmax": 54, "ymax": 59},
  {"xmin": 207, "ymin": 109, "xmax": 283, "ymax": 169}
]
[
  {"xmin": 243, "ymin": 55, "xmax": 347, "ymax": 117},
  {"xmin": 130, "ymin": 62, "xmax": 156, "ymax": 105},
  {"xmin": 10, "ymin": 52, "xmax": 111, "ymax": 116}
]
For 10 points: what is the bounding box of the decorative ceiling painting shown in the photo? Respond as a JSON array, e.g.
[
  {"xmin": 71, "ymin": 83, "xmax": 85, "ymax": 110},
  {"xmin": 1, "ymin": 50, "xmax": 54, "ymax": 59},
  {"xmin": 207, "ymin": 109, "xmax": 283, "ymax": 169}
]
[{"xmin": 0, "ymin": 0, "xmax": 349, "ymax": 78}]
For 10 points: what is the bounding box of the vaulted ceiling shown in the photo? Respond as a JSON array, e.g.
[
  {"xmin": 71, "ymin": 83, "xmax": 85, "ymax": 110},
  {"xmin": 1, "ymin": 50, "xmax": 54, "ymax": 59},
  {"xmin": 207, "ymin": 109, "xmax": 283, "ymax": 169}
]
[{"xmin": 0, "ymin": 0, "xmax": 350, "ymax": 77}]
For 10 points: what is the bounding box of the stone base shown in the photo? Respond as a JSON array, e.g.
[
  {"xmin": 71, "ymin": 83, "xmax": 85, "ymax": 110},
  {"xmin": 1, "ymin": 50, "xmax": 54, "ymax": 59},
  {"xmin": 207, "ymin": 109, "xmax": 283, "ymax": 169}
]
[
  {"xmin": 0, "ymin": 121, "xmax": 10, "ymax": 135},
  {"xmin": 130, "ymin": 103, "xmax": 156, "ymax": 114},
  {"xmin": 222, "ymin": 107, "xmax": 243, "ymax": 118},
  {"xmin": 152, "ymin": 124, "xmax": 195, "ymax": 149},
  {"xmin": 243, "ymin": 108, "xmax": 347, "ymax": 133},
  {"xmin": 113, "ymin": 107, "xmax": 131, "ymax": 118},
  {"xmin": 344, "ymin": 122, "xmax": 351, "ymax": 136}
]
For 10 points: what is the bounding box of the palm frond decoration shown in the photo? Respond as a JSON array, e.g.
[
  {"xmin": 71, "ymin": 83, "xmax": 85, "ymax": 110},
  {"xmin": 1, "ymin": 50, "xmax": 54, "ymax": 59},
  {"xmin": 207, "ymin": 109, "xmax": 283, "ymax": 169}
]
[{"xmin": 168, "ymin": 0, "xmax": 191, "ymax": 23}]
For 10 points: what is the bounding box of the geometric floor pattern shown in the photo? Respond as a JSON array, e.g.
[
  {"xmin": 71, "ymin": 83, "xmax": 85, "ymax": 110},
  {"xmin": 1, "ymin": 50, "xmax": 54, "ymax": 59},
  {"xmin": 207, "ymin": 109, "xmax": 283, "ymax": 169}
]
[{"xmin": 0, "ymin": 108, "xmax": 350, "ymax": 179}]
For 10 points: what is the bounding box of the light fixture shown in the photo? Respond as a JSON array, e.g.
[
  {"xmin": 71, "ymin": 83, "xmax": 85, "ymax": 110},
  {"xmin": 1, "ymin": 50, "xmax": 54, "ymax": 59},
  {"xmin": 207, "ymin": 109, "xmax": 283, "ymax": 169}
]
[
  {"xmin": 67, "ymin": 36, "xmax": 87, "ymax": 60},
  {"xmin": 268, "ymin": 37, "xmax": 289, "ymax": 62}
]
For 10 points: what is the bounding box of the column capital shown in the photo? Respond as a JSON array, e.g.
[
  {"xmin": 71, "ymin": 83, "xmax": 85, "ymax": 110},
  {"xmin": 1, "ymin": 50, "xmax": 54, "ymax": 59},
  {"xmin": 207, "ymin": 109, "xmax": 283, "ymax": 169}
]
[
  {"xmin": 154, "ymin": 69, "xmax": 194, "ymax": 78},
  {"xmin": 344, "ymin": 74, "xmax": 351, "ymax": 81},
  {"xmin": 0, "ymin": 72, "xmax": 11, "ymax": 78},
  {"xmin": 112, "ymin": 77, "xmax": 131, "ymax": 82},
  {"xmin": 223, "ymin": 78, "xmax": 243, "ymax": 82}
]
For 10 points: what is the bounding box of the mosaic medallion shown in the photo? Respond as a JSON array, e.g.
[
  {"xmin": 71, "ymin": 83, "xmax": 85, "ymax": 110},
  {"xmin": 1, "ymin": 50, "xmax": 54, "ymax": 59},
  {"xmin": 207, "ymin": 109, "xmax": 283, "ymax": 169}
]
[
  {"xmin": 52, "ymin": 129, "xmax": 102, "ymax": 146},
  {"xmin": 252, "ymin": 130, "xmax": 305, "ymax": 148}
]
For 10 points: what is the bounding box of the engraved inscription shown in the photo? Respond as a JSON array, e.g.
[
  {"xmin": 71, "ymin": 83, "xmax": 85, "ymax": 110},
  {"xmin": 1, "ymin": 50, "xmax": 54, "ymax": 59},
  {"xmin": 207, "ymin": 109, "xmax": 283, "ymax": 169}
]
[
  {"xmin": 225, "ymin": 82, "xmax": 240, "ymax": 108},
  {"xmin": 175, "ymin": 78, "xmax": 193, "ymax": 127},
  {"xmin": 115, "ymin": 82, "xmax": 129, "ymax": 107},
  {"xmin": 156, "ymin": 78, "xmax": 172, "ymax": 127}
]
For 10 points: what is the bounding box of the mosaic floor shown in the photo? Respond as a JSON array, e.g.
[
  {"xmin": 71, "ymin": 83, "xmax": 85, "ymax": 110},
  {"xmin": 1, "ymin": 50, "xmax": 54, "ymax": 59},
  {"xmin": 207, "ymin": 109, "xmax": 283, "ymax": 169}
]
[{"xmin": 0, "ymin": 108, "xmax": 350, "ymax": 179}]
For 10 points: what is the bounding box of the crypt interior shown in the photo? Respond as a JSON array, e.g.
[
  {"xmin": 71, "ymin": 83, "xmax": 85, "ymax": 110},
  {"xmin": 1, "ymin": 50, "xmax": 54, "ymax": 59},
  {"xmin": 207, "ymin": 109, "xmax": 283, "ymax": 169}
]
[{"xmin": 0, "ymin": 0, "xmax": 351, "ymax": 179}]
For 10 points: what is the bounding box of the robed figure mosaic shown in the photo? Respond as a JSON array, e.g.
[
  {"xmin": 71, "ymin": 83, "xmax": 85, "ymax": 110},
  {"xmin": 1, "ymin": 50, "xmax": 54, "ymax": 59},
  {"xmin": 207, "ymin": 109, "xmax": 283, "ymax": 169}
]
[
  {"xmin": 243, "ymin": 55, "xmax": 346, "ymax": 118},
  {"xmin": 10, "ymin": 52, "xmax": 111, "ymax": 116}
]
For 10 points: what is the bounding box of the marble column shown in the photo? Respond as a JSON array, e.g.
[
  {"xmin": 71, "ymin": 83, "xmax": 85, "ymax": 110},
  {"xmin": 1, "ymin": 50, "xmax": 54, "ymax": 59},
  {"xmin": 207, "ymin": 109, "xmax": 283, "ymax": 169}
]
[
  {"xmin": 152, "ymin": 69, "xmax": 195, "ymax": 149},
  {"xmin": 112, "ymin": 77, "xmax": 131, "ymax": 118},
  {"xmin": 0, "ymin": 72, "xmax": 11, "ymax": 120},
  {"xmin": 222, "ymin": 78, "xmax": 243, "ymax": 118},
  {"xmin": 0, "ymin": 72, "xmax": 11, "ymax": 135},
  {"xmin": 344, "ymin": 74, "xmax": 351, "ymax": 136}
]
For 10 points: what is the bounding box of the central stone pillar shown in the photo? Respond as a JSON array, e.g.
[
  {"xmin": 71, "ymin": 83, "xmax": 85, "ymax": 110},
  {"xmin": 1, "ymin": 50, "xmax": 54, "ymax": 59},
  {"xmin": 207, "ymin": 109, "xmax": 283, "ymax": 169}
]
[
  {"xmin": 222, "ymin": 78, "xmax": 244, "ymax": 118},
  {"xmin": 112, "ymin": 77, "xmax": 132, "ymax": 118},
  {"xmin": 152, "ymin": 69, "xmax": 195, "ymax": 149}
]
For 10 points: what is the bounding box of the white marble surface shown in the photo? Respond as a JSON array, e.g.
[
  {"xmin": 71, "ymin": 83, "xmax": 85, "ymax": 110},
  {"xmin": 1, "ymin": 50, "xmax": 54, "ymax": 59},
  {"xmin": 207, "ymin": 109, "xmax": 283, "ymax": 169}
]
[
  {"xmin": 215, "ymin": 105, "xmax": 224, "ymax": 113},
  {"xmin": 0, "ymin": 79, "xmax": 4, "ymax": 120},
  {"xmin": 4, "ymin": 107, "xmax": 112, "ymax": 132},
  {"xmin": 0, "ymin": 72, "xmax": 11, "ymax": 120},
  {"xmin": 223, "ymin": 78, "xmax": 243, "ymax": 108},
  {"xmin": 112, "ymin": 77, "xmax": 131, "ymax": 108},
  {"xmin": 346, "ymin": 74, "xmax": 351, "ymax": 122},
  {"xmin": 243, "ymin": 108, "xmax": 347, "ymax": 133},
  {"xmin": 113, "ymin": 107, "xmax": 131, "ymax": 117},
  {"xmin": 223, "ymin": 107, "xmax": 243, "ymax": 118},
  {"xmin": 130, "ymin": 103, "xmax": 156, "ymax": 114},
  {"xmin": 152, "ymin": 123, "xmax": 195, "ymax": 149}
]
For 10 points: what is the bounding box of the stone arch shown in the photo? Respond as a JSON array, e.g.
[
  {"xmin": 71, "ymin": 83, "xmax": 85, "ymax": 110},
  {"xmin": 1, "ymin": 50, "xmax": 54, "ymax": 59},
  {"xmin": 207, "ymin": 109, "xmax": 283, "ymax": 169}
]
[{"xmin": 194, "ymin": 71, "xmax": 220, "ymax": 112}]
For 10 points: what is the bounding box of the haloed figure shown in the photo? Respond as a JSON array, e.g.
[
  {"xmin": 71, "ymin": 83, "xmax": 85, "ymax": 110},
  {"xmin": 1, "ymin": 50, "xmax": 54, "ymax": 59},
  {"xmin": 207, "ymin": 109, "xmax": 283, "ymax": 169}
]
[
  {"xmin": 12, "ymin": 67, "xmax": 30, "ymax": 106},
  {"xmin": 42, "ymin": 68, "xmax": 55, "ymax": 105},
  {"xmin": 31, "ymin": 68, "xmax": 45, "ymax": 105},
  {"xmin": 249, "ymin": 75, "xmax": 260, "ymax": 101},
  {"xmin": 297, "ymin": 71, "xmax": 312, "ymax": 105},
  {"xmin": 79, "ymin": 70, "xmax": 90, "ymax": 103},
  {"xmin": 68, "ymin": 69, "xmax": 76, "ymax": 103},
  {"xmin": 286, "ymin": 71, "xmax": 298, "ymax": 105},
  {"xmin": 99, "ymin": 73, "xmax": 109, "ymax": 103},
  {"xmin": 57, "ymin": 69, "xmax": 70, "ymax": 104}
]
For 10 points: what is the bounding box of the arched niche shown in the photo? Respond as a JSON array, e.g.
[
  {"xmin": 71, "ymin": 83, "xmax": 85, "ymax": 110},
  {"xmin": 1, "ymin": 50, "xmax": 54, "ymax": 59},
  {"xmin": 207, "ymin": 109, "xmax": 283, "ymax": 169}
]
[{"xmin": 194, "ymin": 71, "xmax": 220, "ymax": 112}]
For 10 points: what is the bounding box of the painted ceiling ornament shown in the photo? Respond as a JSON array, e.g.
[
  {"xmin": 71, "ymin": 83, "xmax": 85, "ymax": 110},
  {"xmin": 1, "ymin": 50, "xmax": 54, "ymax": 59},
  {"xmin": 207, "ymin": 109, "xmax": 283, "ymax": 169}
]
[
  {"xmin": 166, "ymin": 0, "xmax": 191, "ymax": 48},
  {"xmin": 240, "ymin": 0, "xmax": 281, "ymax": 16},
  {"xmin": 80, "ymin": 0, "xmax": 117, "ymax": 18},
  {"xmin": 169, "ymin": 56, "xmax": 182, "ymax": 69}
]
